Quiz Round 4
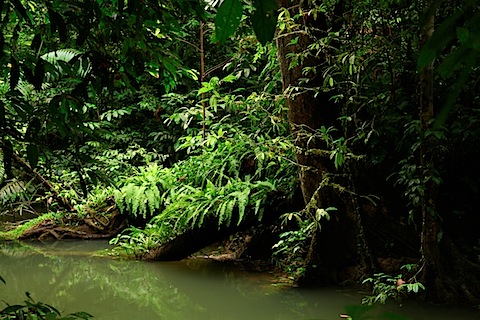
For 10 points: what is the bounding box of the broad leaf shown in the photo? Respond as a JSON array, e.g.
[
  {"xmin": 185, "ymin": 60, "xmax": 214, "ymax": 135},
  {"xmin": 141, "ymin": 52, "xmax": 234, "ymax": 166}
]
[
  {"xmin": 26, "ymin": 144, "xmax": 39, "ymax": 168},
  {"xmin": 0, "ymin": 101, "xmax": 4, "ymax": 126},
  {"xmin": 31, "ymin": 33, "xmax": 42, "ymax": 52},
  {"xmin": 11, "ymin": 0, "xmax": 32, "ymax": 24},
  {"xmin": 215, "ymin": 0, "xmax": 243, "ymax": 43},
  {"xmin": 418, "ymin": 10, "xmax": 461, "ymax": 68},
  {"xmin": 33, "ymin": 58, "xmax": 45, "ymax": 90},
  {"xmin": 0, "ymin": 32, "xmax": 4, "ymax": 57},
  {"xmin": 0, "ymin": 304, "xmax": 24, "ymax": 314},
  {"xmin": 26, "ymin": 117, "xmax": 41, "ymax": 141},
  {"xmin": 48, "ymin": 9, "xmax": 67, "ymax": 42},
  {"xmin": 251, "ymin": 0, "xmax": 278, "ymax": 45},
  {"xmin": 9, "ymin": 57, "xmax": 20, "ymax": 90},
  {"xmin": 69, "ymin": 311, "xmax": 94, "ymax": 319}
]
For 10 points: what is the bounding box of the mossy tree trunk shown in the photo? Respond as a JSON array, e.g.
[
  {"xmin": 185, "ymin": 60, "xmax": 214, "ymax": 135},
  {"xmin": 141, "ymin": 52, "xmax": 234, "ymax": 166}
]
[
  {"xmin": 275, "ymin": 0, "xmax": 372, "ymax": 285},
  {"xmin": 418, "ymin": 0, "xmax": 446, "ymax": 300}
]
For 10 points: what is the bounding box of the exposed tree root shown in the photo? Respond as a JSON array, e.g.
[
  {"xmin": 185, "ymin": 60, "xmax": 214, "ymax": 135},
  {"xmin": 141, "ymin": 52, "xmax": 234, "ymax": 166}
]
[{"xmin": 18, "ymin": 205, "xmax": 126, "ymax": 240}]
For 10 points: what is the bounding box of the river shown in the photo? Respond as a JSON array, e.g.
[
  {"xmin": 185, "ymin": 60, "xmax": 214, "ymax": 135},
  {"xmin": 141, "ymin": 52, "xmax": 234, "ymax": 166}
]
[{"xmin": 0, "ymin": 240, "xmax": 478, "ymax": 320}]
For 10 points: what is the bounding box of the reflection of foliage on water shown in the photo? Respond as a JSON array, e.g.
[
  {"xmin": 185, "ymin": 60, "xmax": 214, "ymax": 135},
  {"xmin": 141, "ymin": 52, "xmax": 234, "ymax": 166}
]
[
  {"xmin": 0, "ymin": 241, "xmax": 418, "ymax": 320},
  {"xmin": 0, "ymin": 241, "xmax": 296, "ymax": 320},
  {"xmin": 1, "ymin": 243, "xmax": 194, "ymax": 319},
  {"xmin": 0, "ymin": 242, "xmax": 189, "ymax": 319}
]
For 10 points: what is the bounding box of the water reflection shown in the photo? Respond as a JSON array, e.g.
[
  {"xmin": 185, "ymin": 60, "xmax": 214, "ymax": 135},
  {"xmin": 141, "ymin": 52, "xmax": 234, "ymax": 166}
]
[{"xmin": 0, "ymin": 240, "xmax": 477, "ymax": 320}]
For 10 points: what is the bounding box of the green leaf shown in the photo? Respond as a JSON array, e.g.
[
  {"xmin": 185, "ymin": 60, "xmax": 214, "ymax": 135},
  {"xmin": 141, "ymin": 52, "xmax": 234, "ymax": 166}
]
[
  {"xmin": 418, "ymin": 10, "xmax": 461, "ymax": 68},
  {"xmin": 251, "ymin": 0, "xmax": 278, "ymax": 45},
  {"xmin": 437, "ymin": 46, "xmax": 469, "ymax": 78},
  {"xmin": 31, "ymin": 33, "xmax": 42, "ymax": 52},
  {"xmin": 48, "ymin": 9, "xmax": 67, "ymax": 42},
  {"xmin": 10, "ymin": 57, "xmax": 20, "ymax": 91},
  {"xmin": 26, "ymin": 117, "xmax": 41, "ymax": 141},
  {"xmin": 69, "ymin": 311, "xmax": 94, "ymax": 319},
  {"xmin": 456, "ymin": 27, "xmax": 470, "ymax": 44},
  {"xmin": 0, "ymin": 101, "xmax": 4, "ymax": 127},
  {"xmin": 12, "ymin": 0, "xmax": 32, "ymax": 24},
  {"xmin": 221, "ymin": 74, "xmax": 237, "ymax": 83},
  {"xmin": 26, "ymin": 144, "xmax": 39, "ymax": 168},
  {"xmin": 1, "ymin": 304, "xmax": 25, "ymax": 314},
  {"xmin": 434, "ymin": 64, "xmax": 472, "ymax": 128},
  {"xmin": 214, "ymin": 0, "xmax": 243, "ymax": 44},
  {"xmin": 0, "ymin": 32, "xmax": 4, "ymax": 57},
  {"xmin": 33, "ymin": 58, "xmax": 45, "ymax": 90}
]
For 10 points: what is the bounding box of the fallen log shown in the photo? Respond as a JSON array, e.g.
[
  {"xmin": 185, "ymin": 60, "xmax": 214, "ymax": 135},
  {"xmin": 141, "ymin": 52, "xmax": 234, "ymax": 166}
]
[
  {"xmin": 141, "ymin": 193, "xmax": 293, "ymax": 261},
  {"xmin": 142, "ymin": 219, "xmax": 242, "ymax": 261}
]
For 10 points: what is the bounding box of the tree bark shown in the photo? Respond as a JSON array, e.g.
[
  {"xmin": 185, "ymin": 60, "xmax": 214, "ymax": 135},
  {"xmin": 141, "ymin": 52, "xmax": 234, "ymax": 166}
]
[
  {"xmin": 417, "ymin": 0, "xmax": 454, "ymax": 303},
  {"xmin": 275, "ymin": 0, "xmax": 371, "ymax": 285}
]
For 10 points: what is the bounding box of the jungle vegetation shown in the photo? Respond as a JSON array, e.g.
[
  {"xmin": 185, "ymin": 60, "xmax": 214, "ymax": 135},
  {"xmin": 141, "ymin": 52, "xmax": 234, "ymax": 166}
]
[{"xmin": 1, "ymin": 0, "xmax": 480, "ymax": 307}]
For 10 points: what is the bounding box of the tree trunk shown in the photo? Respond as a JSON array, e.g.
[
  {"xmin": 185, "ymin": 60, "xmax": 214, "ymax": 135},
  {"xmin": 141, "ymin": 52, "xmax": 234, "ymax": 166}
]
[
  {"xmin": 275, "ymin": 0, "xmax": 372, "ymax": 285},
  {"xmin": 417, "ymin": 0, "xmax": 450, "ymax": 303},
  {"xmin": 418, "ymin": 2, "xmax": 480, "ymax": 304}
]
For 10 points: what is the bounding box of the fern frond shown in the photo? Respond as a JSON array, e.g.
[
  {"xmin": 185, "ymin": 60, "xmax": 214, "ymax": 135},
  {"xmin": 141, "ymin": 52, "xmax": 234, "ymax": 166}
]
[
  {"xmin": 236, "ymin": 187, "xmax": 250, "ymax": 226},
  {"xmin": 41, "ymin": 49, "xmax": 91, "ymax": 82},
  {"xmin": 0, "ymin": 179, "xmax": 27, "ymax": 205},
  {"xmin": 216, "ymin": 201, "xmax": 228, "ymax": 226},
  {"xmin": 132, "ymin": 185, "xmax": 147, "ymax": 218},
  {"xmin": 42, "ymin": 49, "xmax": 81, "ymax": 63},
  {"xmin": 224, "ymin": 197, "xmax": 236, "ymax": 227}
]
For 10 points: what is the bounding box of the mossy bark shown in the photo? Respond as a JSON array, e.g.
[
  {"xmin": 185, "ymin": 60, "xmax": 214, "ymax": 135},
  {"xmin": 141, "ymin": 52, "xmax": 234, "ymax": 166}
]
[{"xmin": 275, "ymin": 0, "xmax": 373, "ymax": 285}]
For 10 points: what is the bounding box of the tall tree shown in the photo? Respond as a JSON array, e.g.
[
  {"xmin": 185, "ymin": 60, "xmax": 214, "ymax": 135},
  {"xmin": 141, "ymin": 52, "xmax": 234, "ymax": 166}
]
[{"xmin": 275, "ymin": 0, "xmax": 373, "ymax": 284}]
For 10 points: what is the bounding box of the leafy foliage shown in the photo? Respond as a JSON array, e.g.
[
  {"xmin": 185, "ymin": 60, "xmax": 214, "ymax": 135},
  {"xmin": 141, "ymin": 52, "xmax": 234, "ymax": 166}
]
[
  {"xmin": 418, "ymin": 1, "xmax": 480, "ymax": 126},
  {"xmin": 111, "ymin": 128, "xmax": 296, "ymax": 255},
  {"xmin": 213, "ymin": 0, "xmax": 278, "ymax": 44},
  {"xmin": 114, "ymin": 164, "xmax": 166, "ymax": 220},
  {"xmin": 272, "ymin": 206, "xmax": 336, "ymax": 280},
  {"xmin": 362, "ymin": 268, "xmax": 425, "ymax": 305},
  {"xmin": 0, "ymin": 277, "xmax": 93, "ymax": 320}
]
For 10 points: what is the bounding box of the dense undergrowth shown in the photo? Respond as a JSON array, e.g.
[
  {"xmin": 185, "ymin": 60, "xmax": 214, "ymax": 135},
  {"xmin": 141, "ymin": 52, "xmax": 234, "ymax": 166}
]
[
  {"xmin": 0, "ymin": 35, "xmax": 297, "ymax": 257},
  {"xmin": 1, "ymin": 0, "xmax": 480, "ymax": 307}
]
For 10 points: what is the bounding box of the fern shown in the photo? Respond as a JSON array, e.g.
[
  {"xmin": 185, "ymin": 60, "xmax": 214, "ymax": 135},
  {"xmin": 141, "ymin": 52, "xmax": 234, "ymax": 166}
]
[
  {"xmin": 235, "ymin": 187, "xmax": 250, "ymax": 226},
  {"xmin": 0, "ymin": 179, "xmax": 29, "ymax": 205},
  {"xmin": 41, "ymin": 49, "xmax": 91, "ymax": 81},
  {"xmin": 111, "ymin": 132, "xmax": 296, "ymax": 253},
  {"xmin": 114, "ymin": 164, "xmax": 167, "ymax": 219}
]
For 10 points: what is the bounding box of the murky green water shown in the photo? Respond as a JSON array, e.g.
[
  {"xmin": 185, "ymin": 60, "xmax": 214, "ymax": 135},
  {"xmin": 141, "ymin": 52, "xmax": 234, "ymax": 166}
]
[{"xmin": 0, "ymin": 240, "xmax": 478, "ymax": 320}]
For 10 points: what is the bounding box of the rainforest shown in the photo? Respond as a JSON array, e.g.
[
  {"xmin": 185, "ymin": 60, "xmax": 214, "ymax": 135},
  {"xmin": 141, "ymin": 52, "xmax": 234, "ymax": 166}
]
[{"xmin": 1, "ymin": 0, "xmax": 480, "ymax": 318}]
